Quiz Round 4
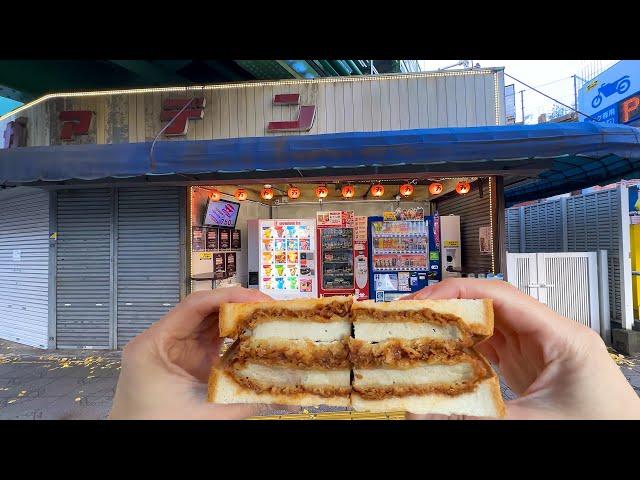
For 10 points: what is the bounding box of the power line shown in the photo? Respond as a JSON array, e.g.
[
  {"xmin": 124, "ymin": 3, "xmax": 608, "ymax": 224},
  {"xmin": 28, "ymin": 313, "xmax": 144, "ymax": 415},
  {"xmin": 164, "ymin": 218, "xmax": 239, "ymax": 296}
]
[{"xmin": 504, "ymin": 72, "xmax": 597, "ymax": 122}]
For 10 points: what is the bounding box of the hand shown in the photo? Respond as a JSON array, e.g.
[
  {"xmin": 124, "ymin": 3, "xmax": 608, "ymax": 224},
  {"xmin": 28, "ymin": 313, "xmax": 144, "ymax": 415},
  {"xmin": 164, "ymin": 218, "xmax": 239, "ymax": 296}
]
[
  {"xmin": 109, "ymin": 287, "xmax": 277, "ymax": 420},
  {"xmin": 403, "ymin": 278, "xmax": 640, "ymax": 420}
]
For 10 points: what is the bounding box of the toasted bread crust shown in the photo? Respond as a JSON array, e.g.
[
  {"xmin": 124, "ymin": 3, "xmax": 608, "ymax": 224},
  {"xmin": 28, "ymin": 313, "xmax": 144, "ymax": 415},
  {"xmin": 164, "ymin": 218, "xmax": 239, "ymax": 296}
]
[{"xmin": 219, "ymin": 296, "xmax": 353, "ymax": 338}]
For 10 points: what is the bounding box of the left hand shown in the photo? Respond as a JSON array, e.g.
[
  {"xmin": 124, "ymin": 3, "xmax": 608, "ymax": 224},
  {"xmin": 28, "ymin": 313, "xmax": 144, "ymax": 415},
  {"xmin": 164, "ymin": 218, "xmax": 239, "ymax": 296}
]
[{"xmin": 109, "ymin": 287, "xmax": 277, "ymax": 419}]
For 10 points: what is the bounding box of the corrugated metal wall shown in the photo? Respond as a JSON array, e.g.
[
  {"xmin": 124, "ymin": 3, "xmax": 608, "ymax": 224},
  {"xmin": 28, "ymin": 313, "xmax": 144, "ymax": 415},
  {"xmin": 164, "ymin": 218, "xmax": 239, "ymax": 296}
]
[
  {"xmin": 505, "ymin": 207, "xmax": 521, "ymax": 252},
  {"xmin": 435, "ymin": 178, "xmax": 493, "ymax": 274},
  {"xmin": 505, "ymin": 189, "xmax": 623, "ymax": 322},
  {"xmin": 56, "ymin": 189, "xmax": 113, "ymax": 349},
  {"xmin": 116, "ymin": 188, "xmax": 181, "ymax": 347},
  {"xmin": 0, "ymin": 188, "xmax": 50, "ymax": 348}
]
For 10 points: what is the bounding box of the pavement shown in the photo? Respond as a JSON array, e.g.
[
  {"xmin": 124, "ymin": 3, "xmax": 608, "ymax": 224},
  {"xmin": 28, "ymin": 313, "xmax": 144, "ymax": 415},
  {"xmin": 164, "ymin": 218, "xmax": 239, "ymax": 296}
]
[{"xmin": 1, "ymin": 338, "xmax": 639, "ymax": 420}]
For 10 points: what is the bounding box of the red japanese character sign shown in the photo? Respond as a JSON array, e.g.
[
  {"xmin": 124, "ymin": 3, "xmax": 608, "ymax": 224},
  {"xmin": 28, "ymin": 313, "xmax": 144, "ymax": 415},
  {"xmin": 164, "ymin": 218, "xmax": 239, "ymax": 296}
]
[
  {"xmin": 59, "ymin": 111, "xmax": 93, "ymax": 141},
  {"xmin": 267, "ymin": 94, "xmax": 316, "ymax": 133},
  {"xmin": 161, "ymin": 97, "xmax": 206, "ymax": 136}
]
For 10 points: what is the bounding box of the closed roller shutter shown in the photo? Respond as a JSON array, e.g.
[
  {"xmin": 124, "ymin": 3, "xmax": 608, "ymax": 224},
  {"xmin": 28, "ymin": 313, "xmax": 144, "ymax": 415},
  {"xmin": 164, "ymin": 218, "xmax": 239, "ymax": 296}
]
[
  {"xmin": 436, "ymin": 178, "xmax": 493, "ymax": 274},
  {"xmin": 0, "ymin": 188, "xmax": 50, "ymax": 348},
  {"xmin": 56, "ymin": 189, "xmax": 112, "ymax": 349},
  {"xmin": 116, "ymin": 188, "xmax": 181, "ymax": 348}
]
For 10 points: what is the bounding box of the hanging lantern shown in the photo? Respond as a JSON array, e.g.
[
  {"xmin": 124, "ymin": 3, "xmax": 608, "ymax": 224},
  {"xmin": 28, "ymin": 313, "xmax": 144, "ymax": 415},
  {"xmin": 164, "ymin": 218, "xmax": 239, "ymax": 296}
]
[
  {"xmin": 315, "ymin": 185, "xmax": 329, "ymax": 199},
  {"xmin": 399, "ymin": 183, "xmax": 414, "ymax": 197},
  {"xmin": 428, "ymin": 182, "xmax": 444, "ymax": 195},
  {"xmin": 260, "ymin": 185, "xmax": 274, "ymax": 201},
  {"xmin": 455, "ymin": 181, "xmax": 471, "ymax": 195},
  {"xmin": 371, "ymin": 183, "xmax": 385, "ymax": 197},
  {"xmin": 234, "ymin": 188, "xmax": 248, "ymax": 201},
  {"xmin": 341, "ymin": 184, "xmax": 355, "ymax": 198},
  {"xmin": 209, "ymin": 188, "xmax": 222, "ymax": 201},
  {"xmin": 287, "ymin": 186, "xmax": 301, "ymax": 199}
]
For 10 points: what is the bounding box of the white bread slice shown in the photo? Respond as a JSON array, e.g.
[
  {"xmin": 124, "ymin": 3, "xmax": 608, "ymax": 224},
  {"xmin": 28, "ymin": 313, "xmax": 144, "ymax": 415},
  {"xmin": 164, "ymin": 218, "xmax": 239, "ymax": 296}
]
[
  {"xmin": 219, "ymin": 296, "xmax": 353, "ymax": 338},
  {"xmin": 208, "ymin": 368, "xmax": 350, "ymax": 408},
  {"xmin": 352, "ymin": 299, "xmax": 494, "ymax": 339},
  {"xmin": 252, "ymin": 321, "xmax": 350, "ymax": 341},
  {"xmin": 351, "ymin": 375, "xmax": 505, "ymax": 417}
]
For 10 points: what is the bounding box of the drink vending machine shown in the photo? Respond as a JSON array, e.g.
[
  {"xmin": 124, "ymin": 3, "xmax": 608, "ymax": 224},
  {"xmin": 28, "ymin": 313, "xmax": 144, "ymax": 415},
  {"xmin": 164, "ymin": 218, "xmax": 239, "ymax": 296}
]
[
  {"xmin": 368, "ymin": 211, "xmax": 441, "ymax": 302},
  {"xmin": 316, "ymin": 211, "xmax": 369, "ymax": 299}
]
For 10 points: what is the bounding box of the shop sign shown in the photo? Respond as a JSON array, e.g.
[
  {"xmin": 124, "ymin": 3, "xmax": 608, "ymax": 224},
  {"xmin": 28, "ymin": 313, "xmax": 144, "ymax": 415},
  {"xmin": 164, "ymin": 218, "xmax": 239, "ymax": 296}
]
[
  {"xmin": 578, "ymin": 60, "xmax": 640, "ymax": 120},
  {"xmin": 161, "ymin": 97, "xmax": 206, "ymax": 136},
  {"xmin": 629, "ymin": 185, "xmax": 640, "ymax": 215},
  {"xmin": 198, "ymin": 252, "xmax": 213, "ymax": 261},
  {"xmin": 59, "ymin": 111, "xmax": 93, "ymax": 141},
  {"xmin": 2, "ymin": 117, "xmax": 27, "ymax": 148},
  {"xmin": 267, "ymin": 93, "xmax": 316, "ymax": 133}
]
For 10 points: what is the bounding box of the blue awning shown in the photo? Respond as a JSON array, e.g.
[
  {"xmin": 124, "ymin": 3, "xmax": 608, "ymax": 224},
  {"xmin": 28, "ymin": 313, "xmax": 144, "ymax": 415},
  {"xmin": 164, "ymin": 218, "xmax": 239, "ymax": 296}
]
[{"xmin": 1, "ymin": 122, "xmax": 639, "ymax": 203}]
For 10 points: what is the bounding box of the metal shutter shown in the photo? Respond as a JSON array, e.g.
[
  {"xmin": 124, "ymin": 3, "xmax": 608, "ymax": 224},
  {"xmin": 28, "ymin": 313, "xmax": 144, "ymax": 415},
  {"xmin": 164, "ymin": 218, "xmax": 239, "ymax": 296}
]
[
  {"xmin": 56, "ymin": 189, "xmax": 112, "ymax": 349},
  {"xmin": 505, "ymin": 208, "xmax": 521, "ymax": 252},
  {"xmin": 116, "ymin": 188, "xmax": 181, "ymax": 348},
  {"xmin": 436, "ymin": 178, "xmax": 492, "ymax": 274},
  {"xmin": 0, "ymin": 188, "xmax": 50, "ymax": 348},
  {"xmin": 522, "ymin": 200, "xmax": 563, "ymax": 252},
  {"xmin": 566, "ymin": 189, "xmax": 621, "ymax": 322}
]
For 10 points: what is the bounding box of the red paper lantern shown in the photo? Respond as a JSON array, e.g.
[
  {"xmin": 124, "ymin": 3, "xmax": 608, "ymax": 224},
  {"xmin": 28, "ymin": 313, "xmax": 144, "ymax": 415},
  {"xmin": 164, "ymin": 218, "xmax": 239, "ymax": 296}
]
[
  {"xmin": 315, "ymin": 185, "xmax": 329, "ymax": 199},
  {"xmin": 428, "ymin": 182, "xmax": 444, "ymax": 195},
  {"xmin": 455, "ymin": 181, "xmax": 471, "ymax": 195},
  {"xmin": 260, "ymin": 185, "xmax": 274, "ymax": 200},
  {"xmin": 287, "ymin": 186, "xmax": 301, "ymax": 199},
  {"xmin": 209, "ymin": 188, "xmax": 221, "ymax": 201},
  {"xmin": 400, "ymin": 183, "xmax": 414, "ymax": 197},
  {"xmin": 341, "ymin": 185, "xmax": 355, "ymax": 198},
  {"xmin": 234, "ymin": 188, "xmax": 248, "ymax": 201},
  {"xmin": 371, "ymin": 183, "xmax": 385, "ymax": 197}
]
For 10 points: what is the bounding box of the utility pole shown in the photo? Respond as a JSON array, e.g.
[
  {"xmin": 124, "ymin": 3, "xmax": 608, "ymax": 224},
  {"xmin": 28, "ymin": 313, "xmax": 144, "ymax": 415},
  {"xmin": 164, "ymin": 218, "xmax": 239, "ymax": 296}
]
[
  {"xmin": 573, "ymin": 75, "xmax": 579, "ymax": 121},
  {"xmin": 520, "ymin": 90, "xmax": 525, "ymax": 124}
]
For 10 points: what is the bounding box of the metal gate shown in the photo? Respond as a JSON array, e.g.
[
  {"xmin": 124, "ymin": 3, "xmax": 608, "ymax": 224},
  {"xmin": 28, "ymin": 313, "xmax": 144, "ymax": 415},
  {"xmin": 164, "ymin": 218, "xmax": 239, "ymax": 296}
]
[
  {"xmin": 115, "ymin": 188, "xmax": 182, "ymax": 348},
  {"xmin": 56, "ymin": 189, "xmax": 113, "ymax": 349},
  {"xmin": 507, "ymin": 252, "xmax": 607, "ymax": 338},
  {"xmin": 0, "ymin": 188, "xmax": 50, "ymax": 348}
]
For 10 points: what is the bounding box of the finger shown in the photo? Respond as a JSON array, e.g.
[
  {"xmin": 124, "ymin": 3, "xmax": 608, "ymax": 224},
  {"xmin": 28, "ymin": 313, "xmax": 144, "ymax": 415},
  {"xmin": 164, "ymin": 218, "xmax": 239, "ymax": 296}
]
[
  {"xmin": 155, "ymin": 287, "xmax": 274, "ymax": 337},
  {"xmin": 475, "ymin": 340, "xmax": 499, "ymax": 365}
]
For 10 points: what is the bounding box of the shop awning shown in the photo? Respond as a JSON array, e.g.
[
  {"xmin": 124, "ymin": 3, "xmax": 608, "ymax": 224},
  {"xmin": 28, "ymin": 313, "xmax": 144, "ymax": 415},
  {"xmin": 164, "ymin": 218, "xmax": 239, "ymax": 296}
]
[{"xmin": 1, "ymin": 122, "xmax": 639, "ymax": 203}]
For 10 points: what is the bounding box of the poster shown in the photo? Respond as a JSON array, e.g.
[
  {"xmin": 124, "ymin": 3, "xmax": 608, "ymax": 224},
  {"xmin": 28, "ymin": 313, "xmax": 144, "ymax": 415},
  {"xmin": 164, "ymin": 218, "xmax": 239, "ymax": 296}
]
[
  {"xmin": 479, "ymin": 226, "xmax": 492, "ymax": 254},
  {"xmin": 219, "ymin": 228, "xmax": 231, "ymax": 249},
  {"xmin": 225, "ymin": 252, "xmax": 236, "ymax": 274},
  {"xmin": 231, "ymin": 229, "xmax": 241, "ymax": 249},
  {"xmin": 354, "ymin": 216, "xmax": 368, "ymax": 243},
  {"xmin": 213, "ymin": 253, "xmax": 226, "ymax": 279},
  {"xmin": 393, "ymin": 207, "xmax": 424, "ymax": 220},
  {"xmin": 316, "ymin": 211, "xmax": 353, "ymax": 227},
  {"xmin": 192, "ymin": 226, "xmax": 205, "ymax": 252},
  {"xmin": 206, "ymin": 227, "xmax": 219, "ymax": 250}
]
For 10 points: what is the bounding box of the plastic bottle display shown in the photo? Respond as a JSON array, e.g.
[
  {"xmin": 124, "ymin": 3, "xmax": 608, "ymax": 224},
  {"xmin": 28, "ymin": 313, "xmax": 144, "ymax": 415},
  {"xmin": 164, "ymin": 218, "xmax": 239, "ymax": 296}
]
[{"xmin": 371, "ymin": 220, "xmax": 429, "ymax": 272}]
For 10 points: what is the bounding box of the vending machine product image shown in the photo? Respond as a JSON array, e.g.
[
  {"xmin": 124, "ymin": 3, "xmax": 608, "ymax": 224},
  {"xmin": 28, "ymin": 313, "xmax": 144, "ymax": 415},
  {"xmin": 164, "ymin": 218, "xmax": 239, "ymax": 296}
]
[
  {"xmin": 259, "ymin": 218, "xmax": 317, "ymax": 299},
  {"xmin": 316, "ymin": 211, "xmax": 368, "ymax": 299},
  {"xmin": 368, "ymin": 214, "xmax": 431, "ymax": 302}
]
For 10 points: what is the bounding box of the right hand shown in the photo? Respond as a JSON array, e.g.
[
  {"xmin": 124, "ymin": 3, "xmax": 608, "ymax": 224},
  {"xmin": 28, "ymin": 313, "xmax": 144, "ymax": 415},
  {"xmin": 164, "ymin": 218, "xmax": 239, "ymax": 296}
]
[{"xmin": 404, "ymin": 278, "xmax": 640, "ymax": 420}]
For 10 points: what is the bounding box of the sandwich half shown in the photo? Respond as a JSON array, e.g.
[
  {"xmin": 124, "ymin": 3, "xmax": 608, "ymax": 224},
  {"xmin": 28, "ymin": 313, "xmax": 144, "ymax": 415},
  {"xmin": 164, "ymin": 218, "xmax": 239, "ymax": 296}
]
[
  {"xmin": 209, "ymin": 296, "xmax": 353, "ymax": 407},
  {"xmin": 349, "ymin": 299, "xmax": 505, "ymax": 417}
]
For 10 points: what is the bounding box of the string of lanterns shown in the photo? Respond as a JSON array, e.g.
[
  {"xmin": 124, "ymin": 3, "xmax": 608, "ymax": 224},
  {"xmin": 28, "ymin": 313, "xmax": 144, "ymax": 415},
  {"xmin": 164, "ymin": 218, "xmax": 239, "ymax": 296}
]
[{"xmin": 231, "ymin": 180, "xmax": 471, "ymax": 201}]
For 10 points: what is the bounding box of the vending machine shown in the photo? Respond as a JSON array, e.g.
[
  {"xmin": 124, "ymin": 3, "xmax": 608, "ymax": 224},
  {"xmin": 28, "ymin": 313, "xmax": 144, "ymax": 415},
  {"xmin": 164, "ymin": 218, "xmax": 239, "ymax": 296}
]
[
  {"xmin": 368, "ymin": 208, "xmax": 436, "ymax": 302},
  {"xmin": 316, "ymin": 211, "xmax": 369, "ymax": 299},
  {"xmin": 440, "ymin": 215, "xmax": 461, "ymax": 278},
  {"xmin": 258, "ymin": 218, "xmax": 318, "ymax": 299}
]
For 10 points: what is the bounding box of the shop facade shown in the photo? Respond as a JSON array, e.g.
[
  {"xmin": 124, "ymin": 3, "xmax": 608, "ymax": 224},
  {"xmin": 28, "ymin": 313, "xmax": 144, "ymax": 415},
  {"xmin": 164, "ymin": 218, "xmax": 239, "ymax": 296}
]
[{"xmin": 2, "ymin": 69, "xmax": 639, "ymax": 350}]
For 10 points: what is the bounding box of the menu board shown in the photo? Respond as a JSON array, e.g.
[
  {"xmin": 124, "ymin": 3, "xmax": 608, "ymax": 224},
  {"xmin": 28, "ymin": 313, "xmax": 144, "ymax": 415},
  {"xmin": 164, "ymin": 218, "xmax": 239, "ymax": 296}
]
[
  {"xmin": 226, "ymin": 252, "xmax": 237, "ymax": 274},
  {"xmin": 192, "ymin": 226, "xmax": 206, "ymax": 252},
  {"xmin": 259, "ymin": 219, "xmax": 316, "ymax": 299},
  {"xmin": 219, "ymin": 228, "xmax": 231, "ymax": 249},
  {"xmin": 231, "ymin": 229, "xmax": 241, "ymax": 250},
  {"xmin": 213, "ymin": 253, "xmax": 226, "ymax": 279},
  {"xmin": 206, "ymin": 228, "xmax": 219, "ymax": 250},
  {"xmin": 316, "ymin": 210, "xmax": 354, "ymax": 227},
  {"xmin": 354, "ymin": 215, "xmax": 368, "ymax": 243}
]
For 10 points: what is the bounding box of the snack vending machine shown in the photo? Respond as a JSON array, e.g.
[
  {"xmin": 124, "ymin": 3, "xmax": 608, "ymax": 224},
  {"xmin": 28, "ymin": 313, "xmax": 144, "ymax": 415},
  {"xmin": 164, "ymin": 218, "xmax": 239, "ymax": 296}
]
[
  {"xmin": 316, "ymin": 211, "xmax": 369, "ymax": 299},
  {"xmin": 368, "ymin": 215, "xmax": 433, "ymax": 302},
  {"xmin": 259, "ymin": 219, "xmax": 317, "ymax": 299}
]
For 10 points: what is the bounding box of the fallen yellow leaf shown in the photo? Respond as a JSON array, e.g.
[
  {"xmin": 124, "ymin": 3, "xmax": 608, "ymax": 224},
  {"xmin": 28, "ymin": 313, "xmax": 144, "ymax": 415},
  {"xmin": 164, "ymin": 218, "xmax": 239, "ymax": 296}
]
[
  {"xmin": 8, "ymin": 399, "xmax": 16, "ymax": 404},
  {"xmin": 74, "ymin": 397, "xmax": 81, "ymax": 402}
]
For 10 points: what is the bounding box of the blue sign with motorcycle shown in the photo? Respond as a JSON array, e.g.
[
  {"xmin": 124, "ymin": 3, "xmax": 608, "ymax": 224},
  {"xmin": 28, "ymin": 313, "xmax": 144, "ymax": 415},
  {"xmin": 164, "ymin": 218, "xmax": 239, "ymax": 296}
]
[{"xmin": 578, "ymin": 60, "xmax": 640, "ymax": 121}]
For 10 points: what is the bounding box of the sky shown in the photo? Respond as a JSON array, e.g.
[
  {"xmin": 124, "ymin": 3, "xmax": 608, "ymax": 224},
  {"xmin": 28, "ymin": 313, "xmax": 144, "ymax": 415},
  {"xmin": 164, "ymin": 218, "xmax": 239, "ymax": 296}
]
[
  {"xmin": 0, "ymin": 96, "xmax": 22, "ymax": 116},
  {"xmin": 418, "ymin": 60, "xmax": 619, "ymax": 123}
]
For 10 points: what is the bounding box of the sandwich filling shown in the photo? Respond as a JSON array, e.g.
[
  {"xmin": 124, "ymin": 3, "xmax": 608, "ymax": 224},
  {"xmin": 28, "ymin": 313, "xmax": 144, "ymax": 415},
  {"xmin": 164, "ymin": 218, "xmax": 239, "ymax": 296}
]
[{"xmin": 236, "ymin": 338, "xmax": 350, "ymax": 369}]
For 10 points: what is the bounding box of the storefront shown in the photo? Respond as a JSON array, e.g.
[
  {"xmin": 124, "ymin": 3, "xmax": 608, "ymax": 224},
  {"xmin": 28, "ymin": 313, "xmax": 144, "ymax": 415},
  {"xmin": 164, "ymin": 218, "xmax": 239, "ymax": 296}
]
[{"xmin": 1, "ymin": 69, "xmax": 640, "ymax": 349}]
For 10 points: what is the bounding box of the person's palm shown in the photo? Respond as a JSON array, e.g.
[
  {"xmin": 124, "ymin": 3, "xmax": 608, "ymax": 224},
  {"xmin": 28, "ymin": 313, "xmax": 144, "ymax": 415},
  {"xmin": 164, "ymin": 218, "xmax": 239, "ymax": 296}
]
[
  {"xmin": 109, "ymin": 288, "xmax": 276, "ymax": 420},
  {"xmin": 406, "ymin": 279, "xmax": 640, "ymax": 420}
]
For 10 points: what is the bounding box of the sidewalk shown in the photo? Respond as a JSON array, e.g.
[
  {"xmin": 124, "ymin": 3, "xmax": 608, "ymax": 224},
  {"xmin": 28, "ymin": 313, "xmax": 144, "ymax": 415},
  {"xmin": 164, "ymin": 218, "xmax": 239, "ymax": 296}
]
[{"xmin": 1, "ymin": 339, "xmax": 639, "ymax": 420}]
